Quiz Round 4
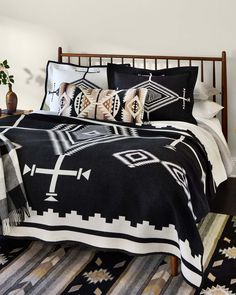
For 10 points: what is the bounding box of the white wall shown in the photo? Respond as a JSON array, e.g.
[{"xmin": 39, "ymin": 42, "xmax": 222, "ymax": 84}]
[{"xmin": 1, "ymin": 0, "xmax": 236, "ymax": 159}]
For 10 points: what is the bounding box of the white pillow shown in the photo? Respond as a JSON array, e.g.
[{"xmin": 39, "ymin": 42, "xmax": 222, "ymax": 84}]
[
  {"xmin": 193, "ymin": 100, "xmax": 223, "ymax": 119},
  {"xmin": 194, "ymin": 81, "xmax": 221, "ymax": 100},
  {"xmin": 41, "ymin": 61, "xmax": 108, "ymax": 112}
]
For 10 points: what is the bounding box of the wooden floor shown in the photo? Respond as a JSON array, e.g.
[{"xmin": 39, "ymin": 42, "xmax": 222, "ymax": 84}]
[{"xmin": 210, "ymin": 177, "xmax": 236, "ymax": 216}]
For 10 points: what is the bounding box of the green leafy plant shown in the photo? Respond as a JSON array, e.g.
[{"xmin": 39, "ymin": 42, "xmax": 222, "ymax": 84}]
[{"xmin": 0, "ymin": 60, "xmax": 14, "ymax": 87}]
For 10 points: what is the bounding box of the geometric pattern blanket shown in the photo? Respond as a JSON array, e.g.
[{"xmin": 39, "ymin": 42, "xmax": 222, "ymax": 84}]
[
  {"xmin": 0, "ymin": 113, "xmax": 216, "ymax": 287},
  {"xmin": 0, "ymin": 213, "xmax": 234, "ymax": 294}
]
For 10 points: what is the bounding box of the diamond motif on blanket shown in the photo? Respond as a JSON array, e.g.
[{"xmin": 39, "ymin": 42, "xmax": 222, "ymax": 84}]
[
  {"xmin": 113, "ymin": 149, "xmax": 160, "ymax": 168},
  {"xmin": 82, "ymin": 130, "xmax": 102, "ymax": 137},
  {"xmin": 162, "ymin": 162, "xmax": 188, "ymax": 189}
]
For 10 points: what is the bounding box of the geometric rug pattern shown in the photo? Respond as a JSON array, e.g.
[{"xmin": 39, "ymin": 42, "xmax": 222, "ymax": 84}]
[
  {"xmin": 0, "ymin": 213, "xmax": 235, "ymax": 294},
  {"xmin": 196, "ymin": 215, "xmax": 236, "ymax": 295}
]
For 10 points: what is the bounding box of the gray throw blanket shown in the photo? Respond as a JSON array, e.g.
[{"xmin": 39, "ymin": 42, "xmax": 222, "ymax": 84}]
[{"xmin": 0, "ymin": 133, "xmax": 29, "ymax": 235}]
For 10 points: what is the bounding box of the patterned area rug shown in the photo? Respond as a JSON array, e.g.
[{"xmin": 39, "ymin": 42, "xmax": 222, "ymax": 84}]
[{"xmin": 0, "ymin": 213, "xmax": 235, "ymax": 295}]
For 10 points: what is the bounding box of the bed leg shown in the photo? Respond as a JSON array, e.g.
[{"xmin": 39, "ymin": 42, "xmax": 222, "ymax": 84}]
[{"xmin": 170, "ymin": 255, "xmax": 179, "ymax": 276}]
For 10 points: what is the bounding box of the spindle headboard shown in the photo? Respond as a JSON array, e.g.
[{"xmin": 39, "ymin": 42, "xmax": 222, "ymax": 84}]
[{"xmin": 58, "ymin": 47, "xmax": 228, "ymax": 140}]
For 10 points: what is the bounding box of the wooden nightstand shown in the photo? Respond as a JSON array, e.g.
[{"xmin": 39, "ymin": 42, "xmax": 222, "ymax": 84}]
[{"xmin": 0, "ymin": 109, "xmax": 32, "ymax": 118}]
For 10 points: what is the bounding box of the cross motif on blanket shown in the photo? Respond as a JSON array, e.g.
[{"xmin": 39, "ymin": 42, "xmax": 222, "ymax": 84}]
[
  {"xmin": 165, "ymin": 135, "xmax": 186, "ymax": 151},
  {"xmin": 23, "ymin": 155, "xmax": 91, "ymax": 201}
]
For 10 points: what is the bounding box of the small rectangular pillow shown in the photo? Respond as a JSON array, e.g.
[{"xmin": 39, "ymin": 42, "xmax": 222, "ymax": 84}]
[
  {"xmin": 107, "ymin": 63, "xmax": 198, "ymax": 124},
  {"xmin": 58, "ymin": 83, "xmax": 148, "ymax": 124},
  {"xmin": 41, "ymin": 61, "xmax": 130, "ymax": 113}
]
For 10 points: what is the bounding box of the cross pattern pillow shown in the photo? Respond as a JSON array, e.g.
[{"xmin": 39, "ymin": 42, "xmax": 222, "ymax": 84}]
[
  {"xmin": 107, "ymin": 63, "xmax": 198, "ymax": 124},
  {"xmin": 58, "ymin": 83, "xmax": 148, "ymax": 124},
  {"xmin": 41, "ymin": 61, "xmax": 130, "ymax": 113}
]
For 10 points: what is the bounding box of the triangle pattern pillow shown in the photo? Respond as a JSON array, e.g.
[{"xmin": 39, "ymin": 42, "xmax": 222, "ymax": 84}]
[{"xmin": 58, "ymin": 83, "xmax": 148, "ymax": 124}]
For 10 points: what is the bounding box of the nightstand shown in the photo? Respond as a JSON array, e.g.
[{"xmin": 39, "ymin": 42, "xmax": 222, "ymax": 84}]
[{"xmin": 0, "ymin": 109, "xmax": 32, "ymax": 118}]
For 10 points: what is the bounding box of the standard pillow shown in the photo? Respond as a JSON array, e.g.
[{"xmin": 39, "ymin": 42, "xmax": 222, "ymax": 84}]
[
  {"xmin": 194, "ymin": 81, "xmax": 221, "ymax": 100},
  {"xmin": 41, "ymin": 61, "xmax": 130, "ymax": 112},
  {"xmin": 193, "ymin": 100, "xmax": 223, "ymax": 119},
  {"xmin": 58, "ymin": 83, "xmax": 148, "ymax": 124},
  {"xmin": 107, "ymin": 64, "xmax": 198, "ymax": 124}
]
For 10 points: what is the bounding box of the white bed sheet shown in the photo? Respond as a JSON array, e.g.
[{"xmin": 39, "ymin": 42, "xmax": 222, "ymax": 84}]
[{"xmin": 196, "ymin": 117, "xmax": 233, "ymax": 178}]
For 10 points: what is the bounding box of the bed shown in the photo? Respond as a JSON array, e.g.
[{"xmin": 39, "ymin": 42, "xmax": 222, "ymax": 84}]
[{"xmin": 0, "ymin": 47, "xmax": 232, "ymax": 288}]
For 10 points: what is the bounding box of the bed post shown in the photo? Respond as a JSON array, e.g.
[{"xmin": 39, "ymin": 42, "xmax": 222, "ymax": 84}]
[
  {"xmin": 58, "ymin": 47, "xmax": 63, "ymax": 63},
  {"xmin": 222, "ymin": 51, "xmax": 228, "ymax": 141},
  {"xmin": 171, "ymin": 256, "xmax": 179, "ymax": 276}
]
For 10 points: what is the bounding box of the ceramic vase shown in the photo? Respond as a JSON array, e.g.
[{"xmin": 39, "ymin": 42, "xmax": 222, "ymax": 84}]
[{"xmin": 6, "ymin": 84, "xmax": 17, "ymax": 114}]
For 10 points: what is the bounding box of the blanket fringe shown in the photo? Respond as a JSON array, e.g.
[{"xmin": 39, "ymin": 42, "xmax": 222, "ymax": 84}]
[{"xmin": 2, "ymin": 206, "xmax": 30, "ymax": 235}]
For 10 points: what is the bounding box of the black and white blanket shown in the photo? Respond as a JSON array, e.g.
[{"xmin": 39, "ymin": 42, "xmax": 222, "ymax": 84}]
[
  {"xmin": 0, "ymin": 133, "xmax": 29, "ymax": 235},
  {"xmin": 0, "ymin": 113, "xmax": 216, "ymax": 287}
]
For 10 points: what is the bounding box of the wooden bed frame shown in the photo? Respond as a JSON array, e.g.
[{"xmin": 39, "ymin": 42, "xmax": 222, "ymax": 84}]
[{"xmin": 57, "ymin": 46, "xmax": 228, "ymax": 276}]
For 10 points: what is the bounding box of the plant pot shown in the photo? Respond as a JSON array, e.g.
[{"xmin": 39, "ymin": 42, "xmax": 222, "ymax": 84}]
[{"xmin": 6, "ymin": 84, "xmax": 17, "ymax": 114}]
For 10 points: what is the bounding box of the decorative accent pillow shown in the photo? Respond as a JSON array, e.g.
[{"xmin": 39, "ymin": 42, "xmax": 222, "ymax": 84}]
[
  {"xmin": 40, "ymin": 61, "xmax": 130, "ymax": 113},
  {"xmin": 58, "ymin": 83, "xmax": 148, "ymax": 124},
  {"xmin": 107, "ymin": 64, "xmax": 198, "ymax": 124},
  {"xmin": 194, "ymin": 82, "xmax": 221, "ymax": 100},
  {"xmin": 193, "ymin": 100, "xmax": 223, "ymax": 119}
]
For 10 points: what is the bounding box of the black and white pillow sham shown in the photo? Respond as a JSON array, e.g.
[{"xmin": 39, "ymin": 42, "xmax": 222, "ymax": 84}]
[
  {"xmin": 107, "ymin": 63, "xmax": 198, "ymax": 124},
  {"xmin": 40, "ymin": 61, "xmax": 108, "ymax": 112},
  {"xmin": 58, "ymin": 83, "xmax": 148, "ymax": 124},
  {"xmin": 40, "ymin": 61, "xmax": 130, "ymax": 112}
]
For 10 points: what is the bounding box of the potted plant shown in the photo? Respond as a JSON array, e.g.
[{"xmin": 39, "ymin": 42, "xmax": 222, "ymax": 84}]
[{"xmin": 0, "ymin": 60, "xmax": 17, "ymax": 114}]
